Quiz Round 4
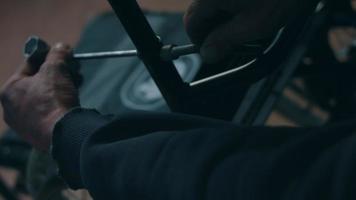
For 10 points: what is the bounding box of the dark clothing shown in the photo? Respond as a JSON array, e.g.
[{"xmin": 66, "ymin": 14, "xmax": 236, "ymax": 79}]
[{"xmin": 52, "ymin": 108, "xmax": 356, "ymax": 199}]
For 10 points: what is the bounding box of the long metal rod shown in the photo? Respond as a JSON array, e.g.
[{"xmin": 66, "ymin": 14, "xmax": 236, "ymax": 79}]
[
  {"xmin": 24, "ymin": 36, "xmax": 198, "ymax": 61},
  {"xmin": 74, "ymin": 50, "xmax": 137, "ymax": 60},
  {"xmin": 74, "ymin": 44, "xmax": 198, "ymax": 60}
]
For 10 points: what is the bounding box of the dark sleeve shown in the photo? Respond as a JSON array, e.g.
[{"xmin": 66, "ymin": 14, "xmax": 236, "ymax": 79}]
[{"xmin": 52, "ymin": 108, "xmax": 356, "ymax": 200}]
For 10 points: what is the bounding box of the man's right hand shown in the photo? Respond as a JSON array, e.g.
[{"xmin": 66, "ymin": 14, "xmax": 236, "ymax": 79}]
[
  {"xmin": 184, "ymin": 0, "xmax": 302, "ymax": 64},
  {"xmin": 0, "ymin": 43, "xmax": 79, "ymax": 151}
]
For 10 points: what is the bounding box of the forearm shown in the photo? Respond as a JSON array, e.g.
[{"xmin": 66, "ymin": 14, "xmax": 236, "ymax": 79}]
[
  {"xmin": 51, "ymin": 108, "xmax": 237, "ymax": 191},
  {"xmin": 52, "ymin": 108, "xmax": 356, "ymax": 200},
  {"xmin": 51, "ymin": 108, "xmax": 114, "ymax": 188},
  {"xmin": 51, "ymin": 108, "xmax": 297, "ymax": 198}
]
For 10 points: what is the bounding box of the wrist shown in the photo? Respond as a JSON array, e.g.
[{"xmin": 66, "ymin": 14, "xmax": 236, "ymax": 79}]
[{"xmin": 38, "ymin": 107, "xmax": 72, "ymax": 151}]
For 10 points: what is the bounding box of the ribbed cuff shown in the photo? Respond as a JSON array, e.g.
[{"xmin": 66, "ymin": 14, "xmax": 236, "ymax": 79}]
[{"xmin": 51, "ymin": 108, "xmax": 111, "ymax": 189}]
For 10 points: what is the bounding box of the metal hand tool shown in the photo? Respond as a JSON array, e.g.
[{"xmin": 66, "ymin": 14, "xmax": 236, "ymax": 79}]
[
  {"xmin": 24, "ymin": 36, "xmax": 264, "ymax": 63},
  {"xmin": 23, "ymin": 36, "xmax": 198, "ymax": 62}
]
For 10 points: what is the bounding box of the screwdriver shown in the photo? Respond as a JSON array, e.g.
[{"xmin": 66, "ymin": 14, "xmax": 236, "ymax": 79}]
[{"xmin": 23, "ymin": 36, "xmax": 198, "ymax": 63}]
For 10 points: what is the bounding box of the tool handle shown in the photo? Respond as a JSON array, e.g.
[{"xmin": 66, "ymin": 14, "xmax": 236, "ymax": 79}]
[{"xmin": 24, "ymin": 36, "xmax": 50, "ymax": 70}]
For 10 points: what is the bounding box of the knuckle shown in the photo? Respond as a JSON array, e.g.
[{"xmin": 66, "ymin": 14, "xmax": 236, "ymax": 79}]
[
  {"xmin": 50, "ymin": 43, "xmax": 72, "ymax": 56},
  {"xmin": 53, "ymin": 43, "xmax": 71, "ymax": 51}
]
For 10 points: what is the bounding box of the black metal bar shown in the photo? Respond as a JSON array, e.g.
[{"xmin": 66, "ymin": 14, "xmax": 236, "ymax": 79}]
[
  {"xmin": 233, "ymin": 1, "xmax": 328, "ymax": 125},
  {"xmin": 251, "ymin": 3, "xmax": 328, "ymax": 125},
  {"xmin": 106, "ymin": 0, "xmax": 189, "ymax": 112},
  {"xmin": 105, "ymin": 0, "xmax": 322, "ymax": 119}
]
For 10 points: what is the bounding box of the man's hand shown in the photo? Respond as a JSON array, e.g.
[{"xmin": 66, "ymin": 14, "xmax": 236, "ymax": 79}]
[
  {"xmin": 328, "ymin": 27, "xmax": 356, "ymax": 63},
  {"xmin": 184, "ymin": 0, "xmax": 301, "ymax": 63},
  {"xmin": 0, "ymin": 43, "xmax": 79, "ymax": 151}
]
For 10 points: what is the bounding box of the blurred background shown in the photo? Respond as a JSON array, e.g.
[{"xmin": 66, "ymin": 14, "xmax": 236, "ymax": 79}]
[{"xmin": 0, "ymin": 0, "xmax": 356, "ymax": 199}]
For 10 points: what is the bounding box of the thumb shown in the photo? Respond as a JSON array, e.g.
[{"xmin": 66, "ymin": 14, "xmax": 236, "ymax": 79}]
[
  {"xmin": 184, "ymin": 0, "xmax": 222, "ymax": 44},
  {"xmin": 184, "ymin": 0, "xmax": 250, "ymax": 45},
  {"xmin": 39, "ymin": 43, "xmax": 73, "ymax": 75},
  {"xmin": 44, "ymin": 43, "xmax": 72, "ymax": 64},
  {"xmin": 39, "ymin": 43, "xmax": 82, "ymax": 87}
]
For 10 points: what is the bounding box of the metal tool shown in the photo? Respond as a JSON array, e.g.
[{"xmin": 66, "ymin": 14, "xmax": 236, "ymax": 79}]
[{"xmin": 24, "ymin": 36, "xmax": 198, "ymax": 62}]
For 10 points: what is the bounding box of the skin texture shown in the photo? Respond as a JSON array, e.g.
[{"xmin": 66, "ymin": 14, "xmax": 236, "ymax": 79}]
[{"xmin": 0, "ymin": 44, "xmax": 79, "ymax": 151}]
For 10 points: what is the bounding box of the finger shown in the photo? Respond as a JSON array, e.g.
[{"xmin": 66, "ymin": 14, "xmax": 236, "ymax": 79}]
[
  {"xmin": 184, "ymin": 0, "xmax": 223, "ymax": 44},
  {"xmin": 19, "ymin": 59, "xmax": 39, "ymax": 77},
  {"xmin": 45, "ymin": 43, "xmax": 72, "ymax": 63},
  {"xmin": 184, "ymin": 0, "xmax": 253, "ymax": 45},
  {"xmin": 40, "ymin": 43, "xmax": 72, "ymax": 73},
  {"xmin": 66, "ymin": 58, "xmax": 83, "ymax": 88},
  {"xmin": 39, "ymin": 43, "xmax": 82, "ymax": 88},
  {"xmin": 184, "ymin": 0, "xmax": 285, "ymax": 46}
]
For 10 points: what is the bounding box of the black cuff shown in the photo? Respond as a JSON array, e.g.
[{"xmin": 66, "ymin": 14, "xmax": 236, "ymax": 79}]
[{"xmin": 51, "ymin": 108, "xmax": 111, "ymax": 189}]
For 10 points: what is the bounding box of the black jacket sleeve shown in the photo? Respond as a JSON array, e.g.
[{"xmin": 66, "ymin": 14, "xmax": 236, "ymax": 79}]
[{"xmin": 52, "ymin": 108, "xmax": 356, "ymax": 200}]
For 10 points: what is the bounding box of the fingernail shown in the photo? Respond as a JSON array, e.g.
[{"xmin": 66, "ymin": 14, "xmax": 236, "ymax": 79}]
[{"xmin": 200, "ymin": 45, "xmax": 221, "ymax": 64}]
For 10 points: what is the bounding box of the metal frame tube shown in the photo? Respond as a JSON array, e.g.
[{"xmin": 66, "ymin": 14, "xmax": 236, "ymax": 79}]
[{"xmin": 106, "ymin": 0, "xmax": 189, "ymax": 112}]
